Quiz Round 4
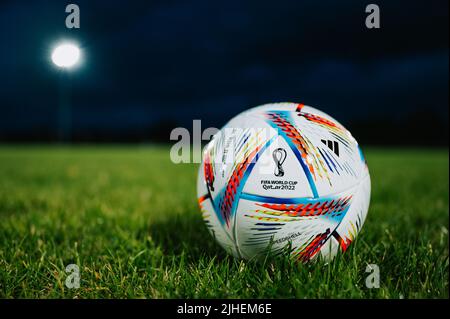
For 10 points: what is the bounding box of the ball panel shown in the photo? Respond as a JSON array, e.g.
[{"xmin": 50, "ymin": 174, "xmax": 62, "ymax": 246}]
[
  {"xmin": 197, "ymin": 162, "xmax": 240, "ymax": 257},
  {"xmin": 242, "ymin": 134, "xmax": 315, "ymax": 199},
  {"xmin": 290, "ymin": 113, "xmax": 364, "ymax": 196},
  {"xmin": 235, "ymin": 183, "xmax": 359, "ymax": 262},
  {"xmin": 326, "ymin": 172, "xmax": 371, "ymax": 250}
]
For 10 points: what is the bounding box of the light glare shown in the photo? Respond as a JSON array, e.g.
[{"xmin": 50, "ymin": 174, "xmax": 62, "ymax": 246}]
[{"xmin": 51, "ymin": 43, "xmax": 80, "ymax": 68}]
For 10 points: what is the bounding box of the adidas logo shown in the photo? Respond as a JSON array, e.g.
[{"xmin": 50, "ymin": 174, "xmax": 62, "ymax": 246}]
[{"xmin": 321, "ymin": 139, "xmax": 339, "ymax": 156}]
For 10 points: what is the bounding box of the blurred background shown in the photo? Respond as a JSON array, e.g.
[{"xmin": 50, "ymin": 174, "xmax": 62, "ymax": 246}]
[{"xmin": 0, "ymin": 0, "xmax": 448, "ymax": 146}]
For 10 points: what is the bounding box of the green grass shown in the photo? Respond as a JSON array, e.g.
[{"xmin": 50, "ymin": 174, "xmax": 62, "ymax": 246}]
[{"xmin": 0, "ymin": 145, "xmax": 448, "ymax": 298}]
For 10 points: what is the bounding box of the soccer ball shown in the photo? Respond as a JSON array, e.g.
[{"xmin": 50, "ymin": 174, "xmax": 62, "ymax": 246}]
[{"xmin": 197, "ymin": 102, "xmax": 370, "ymax": 262}]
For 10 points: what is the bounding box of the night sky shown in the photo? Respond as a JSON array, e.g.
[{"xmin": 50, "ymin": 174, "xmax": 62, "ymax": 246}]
[{"xmin": 0, "ymin": 0, "xmax": 448, "ymax": 144}]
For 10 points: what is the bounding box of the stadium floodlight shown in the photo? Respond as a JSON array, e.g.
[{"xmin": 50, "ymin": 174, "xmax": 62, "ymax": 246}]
[{"xmin": 51, "ymin": 42, "xmax": 81, "ymax": 69}]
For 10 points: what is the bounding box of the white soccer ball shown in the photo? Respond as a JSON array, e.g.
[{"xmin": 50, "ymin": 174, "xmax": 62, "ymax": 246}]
[{"xmin": 197, "ymin": 102, "xmax": 370, "ymax": 262}]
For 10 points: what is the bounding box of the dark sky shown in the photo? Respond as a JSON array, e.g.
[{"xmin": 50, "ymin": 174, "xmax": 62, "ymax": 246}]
[{"xmin": 0, "ymin": 0, "xmax": 448, "ymax": 144}]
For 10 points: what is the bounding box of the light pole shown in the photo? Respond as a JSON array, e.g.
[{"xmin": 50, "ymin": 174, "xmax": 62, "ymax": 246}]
[{"xmin": 51, "ymin": 42, "xmax": 81, "ymax": 142}]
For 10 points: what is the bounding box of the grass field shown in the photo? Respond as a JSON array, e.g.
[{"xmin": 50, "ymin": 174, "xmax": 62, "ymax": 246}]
[{"xmin": 0, "ymin": 145, "xmax": 448, "ymax": 298}]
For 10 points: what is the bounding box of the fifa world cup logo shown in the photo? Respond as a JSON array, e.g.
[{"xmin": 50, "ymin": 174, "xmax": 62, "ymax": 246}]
[{"xmin": 272, "ymin": 148, "xmax": 287, "ymax": 177}]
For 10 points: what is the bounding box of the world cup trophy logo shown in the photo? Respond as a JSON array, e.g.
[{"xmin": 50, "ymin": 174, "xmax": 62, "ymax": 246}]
[{"xmin": 272, "ymin": 148, "xmax": 287, "ymax": 177}]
